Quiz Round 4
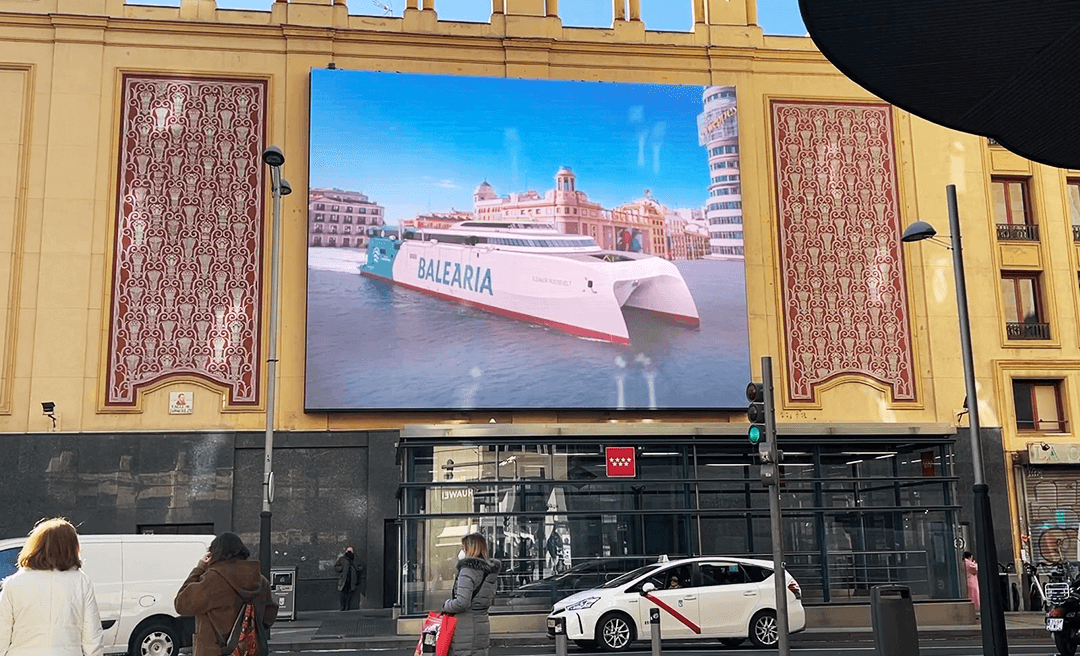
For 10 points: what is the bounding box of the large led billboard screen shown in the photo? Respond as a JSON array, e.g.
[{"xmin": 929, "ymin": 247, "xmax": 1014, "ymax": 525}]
[{"xmin": 306, "ymin": 70, "xmax": 749, "ymax": 410}]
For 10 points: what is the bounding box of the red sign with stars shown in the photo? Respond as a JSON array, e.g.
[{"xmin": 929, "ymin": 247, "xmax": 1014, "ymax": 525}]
[{"xmin": 606, "ymin": 447, "xmax": 636, "ymax": 478}]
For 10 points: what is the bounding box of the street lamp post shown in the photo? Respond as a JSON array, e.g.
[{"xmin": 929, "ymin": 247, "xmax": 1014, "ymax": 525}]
[
  {"xmin": 259, "ymin": 145, "xmax": 290, "ymax": 582},
  {"xmin": 901, "ymin": 184, "xmax": 1008, "ymax": 656}
]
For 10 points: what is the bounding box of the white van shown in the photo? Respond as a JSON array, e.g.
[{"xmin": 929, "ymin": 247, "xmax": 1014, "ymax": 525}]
[{"xmin": 0, "ymin": 534, "xmax": 214, "ymax": 656}]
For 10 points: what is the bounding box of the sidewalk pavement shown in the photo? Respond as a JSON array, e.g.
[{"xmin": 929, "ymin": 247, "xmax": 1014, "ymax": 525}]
[{"xmin": 268, "ymin": 609, "xmax": 1052, "ymax": 652}]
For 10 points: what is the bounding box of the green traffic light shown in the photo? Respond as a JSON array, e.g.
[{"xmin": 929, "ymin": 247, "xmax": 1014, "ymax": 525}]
[{"xmin": 748, "ymin": 425, "xmax": 762, "ymax": 444}]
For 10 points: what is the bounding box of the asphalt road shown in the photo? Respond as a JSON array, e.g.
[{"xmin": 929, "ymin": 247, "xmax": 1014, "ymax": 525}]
[{"xmin": 271, "ymin": 636, "xmax": 1064, "ymax": 656}]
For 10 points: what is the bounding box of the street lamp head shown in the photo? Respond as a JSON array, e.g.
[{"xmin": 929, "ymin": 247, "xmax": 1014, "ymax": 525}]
[
  {"xmin": 901, "ymin": 220, "xmax": 937, "ymax": 243},
  {"xmin": 261, "ymin": 145, "xmax": 285, "ymax": 167},
  {"xmin": 278, "ymin": 178, "xmax": 292, "ymax": 197}
]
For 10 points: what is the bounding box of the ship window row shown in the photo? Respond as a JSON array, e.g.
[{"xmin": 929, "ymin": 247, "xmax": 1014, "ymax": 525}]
[
  {"xmin": 711, "ymin": 231, "xmax": 744, "ymax": 240},
  {"xmin": 711, "ymin": 175, "xmax": 740, "ymax": 184},
  {"xmin": 488, "ymin": 237, "xmax": 598, "ymax": 248},
  {"xmin": 709, "ymin": 145, "xmax": 739, "ymax": 156},
  {"xmin": 709, "ymin": 215, "xmax": 742, "ymax": 226},
  {"xmin": 709, "ymin": 187, "xmax": 739, "ymax": 197},
  {"xmin": 403, "ymin": 232, "xmax": 597, "ymax": 249}
]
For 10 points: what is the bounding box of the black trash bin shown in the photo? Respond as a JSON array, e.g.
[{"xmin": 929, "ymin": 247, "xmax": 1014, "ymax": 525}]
[{"xmin": 870, "ymin": 585, "xmax": 920, "ymax": 656}]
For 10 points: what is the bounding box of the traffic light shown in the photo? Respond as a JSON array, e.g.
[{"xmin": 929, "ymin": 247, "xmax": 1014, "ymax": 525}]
[
  {"xmin": 747, "ymin": 375, "xmax": 778, "ymax": 485},
  {"xmin": 746, "ymin": 382, "xmax": 766, "ymax": 445}
]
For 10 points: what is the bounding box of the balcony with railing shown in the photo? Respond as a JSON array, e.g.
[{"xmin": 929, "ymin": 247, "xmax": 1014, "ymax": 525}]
[
  {"xmin": 1073, "ymin": 225, "xmax": 1080, "ymax": 241},
  {"xmin": 997, "ymin": 223, "xmax": 1039, "ymax": 241},
  {"xmin": 1006, "ymin": 322, "xmax": 1051, "ymax": 340}
]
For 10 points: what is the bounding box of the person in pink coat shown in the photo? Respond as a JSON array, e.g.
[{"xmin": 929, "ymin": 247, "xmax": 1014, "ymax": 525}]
[{"xmin": 964, "ymin": 551, "xmax": 980, "ymax": 612}]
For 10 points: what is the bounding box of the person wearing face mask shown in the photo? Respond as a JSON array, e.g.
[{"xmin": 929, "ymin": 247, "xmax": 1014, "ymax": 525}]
[{"xmin": 334, "ymin": 546, "xmax": 364, "ymax": 611}]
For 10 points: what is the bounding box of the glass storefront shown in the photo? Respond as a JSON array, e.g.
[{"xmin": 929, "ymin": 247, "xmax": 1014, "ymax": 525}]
[{"xmin": 397, "ymin": 429, "xmax": 961, "ymax": 615}]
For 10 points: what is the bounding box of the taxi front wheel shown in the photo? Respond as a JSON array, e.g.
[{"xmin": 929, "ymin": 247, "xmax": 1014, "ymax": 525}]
[{"xmin": 595, "ymin": 612, "xmax": 636, "ymax": 652}]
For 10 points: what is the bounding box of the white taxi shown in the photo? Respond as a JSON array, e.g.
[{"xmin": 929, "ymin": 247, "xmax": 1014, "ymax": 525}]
[{"xmin": 546, "ymin": 556, "xmax": 806, "ymax": 651}]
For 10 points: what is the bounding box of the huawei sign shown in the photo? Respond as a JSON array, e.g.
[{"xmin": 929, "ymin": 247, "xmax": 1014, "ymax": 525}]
[{"xmin": 605, "ymin": 447, "xmax": 636, "ymax": 478}]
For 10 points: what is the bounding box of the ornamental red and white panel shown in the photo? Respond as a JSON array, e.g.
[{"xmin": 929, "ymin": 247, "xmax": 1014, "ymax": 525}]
[
  {"xmin": 770, "ymin": 101, "xmax": 915, "ymax": 403},
  {"xmin": 106, "ymin": 75, "xmax": 267, "ymax": 407}
]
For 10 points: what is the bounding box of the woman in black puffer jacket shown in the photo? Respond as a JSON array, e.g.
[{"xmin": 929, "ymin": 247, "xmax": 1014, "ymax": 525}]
[{"xmin": 443, "ymin": 533, "xmax": 502, "ymax": 656}]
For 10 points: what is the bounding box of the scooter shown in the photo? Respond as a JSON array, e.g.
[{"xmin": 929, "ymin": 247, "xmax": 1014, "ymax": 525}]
[{"xmin": 1044, "ymin": 564, "xmax": 1079, "ymax": 655}]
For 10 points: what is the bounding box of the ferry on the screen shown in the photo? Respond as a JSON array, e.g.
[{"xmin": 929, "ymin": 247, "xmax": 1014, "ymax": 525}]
[{"xmin": 360, "ymin": 221, "xmax": 700, "ymax": 345}]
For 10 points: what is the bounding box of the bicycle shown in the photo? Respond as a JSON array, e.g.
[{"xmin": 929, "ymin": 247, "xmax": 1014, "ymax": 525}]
[{"xmin": 1025, "ymin": 561, "xmax": 1046, "ymax": 611}]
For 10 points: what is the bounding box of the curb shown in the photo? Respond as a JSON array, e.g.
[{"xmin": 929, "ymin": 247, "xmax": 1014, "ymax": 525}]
[{"xmin": 268, "ymin": 627, "xmax": 1051, "ymax": 652}]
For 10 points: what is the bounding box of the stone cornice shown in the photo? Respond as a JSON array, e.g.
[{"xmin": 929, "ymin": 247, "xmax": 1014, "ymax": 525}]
[{"xmin": 0, "ymin": 9, "xmax": 840, "ymax": 78}]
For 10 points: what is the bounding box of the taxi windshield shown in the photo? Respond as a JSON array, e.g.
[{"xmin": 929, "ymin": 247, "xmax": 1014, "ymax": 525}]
[{"xmin": 599, "ymin": 564, "xmax": 662, "ymax": 589}]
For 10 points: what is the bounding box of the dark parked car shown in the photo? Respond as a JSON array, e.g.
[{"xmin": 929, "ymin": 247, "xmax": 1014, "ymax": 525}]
[{"xmin": 506, "ymin": 557, "xmax": 651, "ymax": 608}]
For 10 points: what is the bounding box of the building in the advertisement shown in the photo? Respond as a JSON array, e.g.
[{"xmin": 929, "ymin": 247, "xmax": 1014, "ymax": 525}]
[
  {"xmin": 474, "ymin": 170, "xmax": 693, "ymax": 258},
  {"xmin": 666, "ymin": 207, "xmax": 711, "ymax": 260},
  {"xmin": 10, "ymin": 0, "xmax": 1080, "ymax": 630},
  {"xmin": 697, "ymin": 86, "xmax": 744, "ymax": 260},
  {"xmin": 309, "ymin": 188, "xmax": 385, "ymax": 248},
  {"xmin": 403, "ymin": 210, "xmax": 475, "ymax": 229}
]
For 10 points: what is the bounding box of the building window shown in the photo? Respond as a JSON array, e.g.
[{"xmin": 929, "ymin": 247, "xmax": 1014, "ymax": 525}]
[
  {"xmin": 312, "ymin": 236, "xmax": 321, "ymax": 246},
  {"xmin": 1068, "ymin": 180, "xmax": 1080, "ymax": 241},
  {"xmin": 992, "ymin": 178, "xmax": 1038, "ymax": 241},
  {"xmin": 1013, "ymin": 380, "xmax": 1066, "ymax": 432},
  {"xmin": 342, "ymin": 237, "xmax": 350, "ymax": 247},
  {"xmin": 1001, "ymin": 273, "xmax": 1050, "ymax": 339}
]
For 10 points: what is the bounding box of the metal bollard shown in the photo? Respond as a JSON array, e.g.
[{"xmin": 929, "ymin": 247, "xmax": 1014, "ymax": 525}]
[
  {"xmin": 553, "ymin": 617, "xmax": 567, "ymax": 656},
  {"xmin": 650, "ymin": 607, "xmax": 661, "ymax": 656}
]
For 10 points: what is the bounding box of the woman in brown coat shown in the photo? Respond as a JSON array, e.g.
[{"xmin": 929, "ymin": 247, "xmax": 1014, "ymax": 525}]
[{"xmin": 174, "ymin": 533, "xmax": 278, "ymax": 656}]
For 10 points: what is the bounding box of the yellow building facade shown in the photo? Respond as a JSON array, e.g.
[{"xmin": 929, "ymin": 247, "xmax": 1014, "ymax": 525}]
[{"xmin": 3, "ymin": 0, "xmax": 1079, "ymax": 614}]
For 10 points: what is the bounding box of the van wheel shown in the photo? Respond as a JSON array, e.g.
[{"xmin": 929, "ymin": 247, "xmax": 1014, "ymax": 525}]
[
  {"xmin": 595, "ymin": 612, "xmax": 635, "ymax": 651},
  {"xmin": 131, "ymin": 621, "xmax": 177, "ymax": 656},
  {"xmin": 748, "ymin": 610, "xmax": 778, "ymax": 648}
]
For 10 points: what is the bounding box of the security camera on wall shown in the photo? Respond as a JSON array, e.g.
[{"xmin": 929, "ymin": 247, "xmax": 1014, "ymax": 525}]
[{"xmin": 41, "ymin": 401, "xmax": 58, "ymax": 431}]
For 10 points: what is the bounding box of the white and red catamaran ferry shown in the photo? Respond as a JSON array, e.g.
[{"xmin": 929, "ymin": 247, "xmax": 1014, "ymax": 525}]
[{"xmin": 361, "ymin": 221, "xmax": 699, "ymax": 345}]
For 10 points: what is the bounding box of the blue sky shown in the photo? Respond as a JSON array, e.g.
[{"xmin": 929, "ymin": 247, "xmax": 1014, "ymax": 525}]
[
  {"xmin": 132, "ymin": 0, "xmax": 807, "ymax": 35},
  {"xmin": 309, "ymin": 71, "xmax": 722, "ymax": 225}
]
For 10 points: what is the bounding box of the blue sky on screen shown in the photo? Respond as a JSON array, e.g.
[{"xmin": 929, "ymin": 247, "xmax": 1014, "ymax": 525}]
[
  {"xmin": 309, "ymin": 71, "xmax": 718, "ymax": 225},
  {"xmin": 131, "ymin": 0, "xmax": 807, "ymax": 35}
]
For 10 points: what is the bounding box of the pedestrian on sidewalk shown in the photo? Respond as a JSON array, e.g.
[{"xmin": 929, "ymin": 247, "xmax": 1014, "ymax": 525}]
[
  {"xmin": 174, "ymin": 532, "xmax": 278, "ymax": 656},
  {"xmin": 0, "ymin": 518, "xmax": 104, "ymax": 656},
  {"xmin": 443, "ymin": 533, "xmax": 502, "ymax": 656},
  {"xmin": 964, "ymin": 551, "xmax": 980, "ymax": 613},
  {"xmin": 335, "ymin": 546, "xmax": 364, "ymax": 611}
]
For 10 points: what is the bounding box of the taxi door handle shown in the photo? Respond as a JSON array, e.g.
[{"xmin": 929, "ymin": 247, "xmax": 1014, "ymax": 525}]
[
  {"xmin": 683, "ymin": 596, "xmax": 697, "ymax": 601},
  {"xmin": 743, "ymin": 591, "xmax": 757, "ymax": 597}
]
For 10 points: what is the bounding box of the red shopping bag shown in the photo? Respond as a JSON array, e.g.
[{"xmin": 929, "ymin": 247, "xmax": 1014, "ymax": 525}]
[{"xmin": 413, "ymin": 612, "xmax": 457, "ymax": 656}]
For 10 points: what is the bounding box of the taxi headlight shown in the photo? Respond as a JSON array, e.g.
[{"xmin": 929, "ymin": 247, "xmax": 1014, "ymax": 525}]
[{"xmin": 565, "ymin": 597, "xmax": 600, "ymax": 611}]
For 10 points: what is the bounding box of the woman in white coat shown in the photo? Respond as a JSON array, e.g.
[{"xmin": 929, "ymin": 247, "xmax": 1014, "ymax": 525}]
[{"xmin": 0, "ymin": 518, "xmax": 104, "ymax": 656}]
